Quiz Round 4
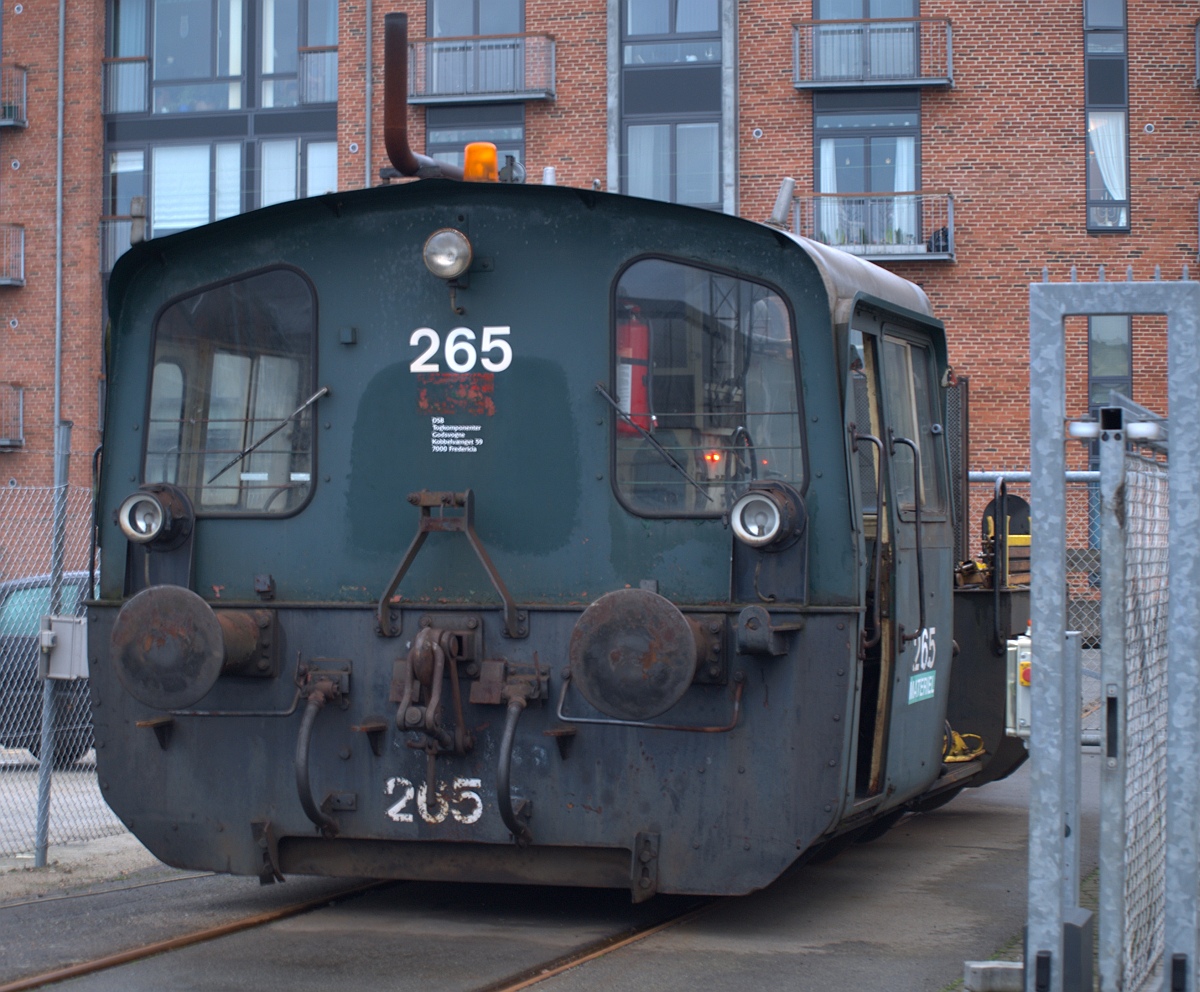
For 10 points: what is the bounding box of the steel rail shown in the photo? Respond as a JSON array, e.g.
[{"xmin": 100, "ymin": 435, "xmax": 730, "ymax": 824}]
[
  {"xmin": 2, "ymin": 883, "xmax": 715, "ymax": 992},
  {"xmin": 474, "ymin": 900, "xmax": 718, "ymax": 992},
  {"xmin": 0, "ymin": 881, "xmax": 386, "ymax": 992}
]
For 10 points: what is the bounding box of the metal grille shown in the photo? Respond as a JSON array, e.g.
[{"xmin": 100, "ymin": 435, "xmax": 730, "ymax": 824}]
[
  {"xmin": 1121, "ymin": 455, "xmax": 1170, "ymax": 992},
  {"xmin": 0, "ymin": 485, "xmax": 123, "ymax": 860}
]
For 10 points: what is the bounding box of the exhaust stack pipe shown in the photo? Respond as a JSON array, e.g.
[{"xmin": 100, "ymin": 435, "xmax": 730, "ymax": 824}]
[{"xmin": 384, "ymin": 13, "xmax": 464, "ymax": 180}]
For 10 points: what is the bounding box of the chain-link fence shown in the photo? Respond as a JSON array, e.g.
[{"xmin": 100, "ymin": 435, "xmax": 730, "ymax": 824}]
[
  {"xmin": 0, "ymin": 483, "xmax": 124, "ymax": 860},
  {"xmin": 1114, "ymin": 454, "xmax": 1170, "ymax": 992}
]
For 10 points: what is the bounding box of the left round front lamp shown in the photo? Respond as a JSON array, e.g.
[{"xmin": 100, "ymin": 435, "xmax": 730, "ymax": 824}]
[{"xmin": 117, "ymin": 490, "xmax": 167, "ymax": 543}]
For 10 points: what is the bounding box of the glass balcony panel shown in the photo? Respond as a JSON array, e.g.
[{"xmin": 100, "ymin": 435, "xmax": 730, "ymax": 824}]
[
  {"xmin": 153, "ymin": 80, "xmax": 243, "ymax": 114},
  {"xmin": 300, "ymin": 47, "xmax": 337, "ymax": 104},
  {"xmin": 795, "ymin": 18, "xmax": 951, "ymax": 88},
  {"xmin": 101, "ymin": 218, "xmax": 134, "ymax": 273},
  {"xmin": 0, "ymin": 65, "xmax": 28, "ymax": 125},
  {"xmin": 795, "ymin": 192, "xmax": 954, "ymax": 260},
  {"xmin": 0, "ymin": 224, "xmax": 25, "ymax": 285},
  {"xmin": 409, "ymin": 34, "xmax": 555, "ymax": 103},
  {"xmin": 0, "ymin": 384, "xmax": 23, "ymax": 448}
]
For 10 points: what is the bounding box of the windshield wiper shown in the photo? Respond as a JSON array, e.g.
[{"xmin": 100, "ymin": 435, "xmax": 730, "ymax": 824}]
[
  {"xmin": 207, "ymin": 386, "xmax": 330, "ymax": 485},
  {"xmin": 594, "ymin": 383, "xmax": 712, "ymax": 504}
]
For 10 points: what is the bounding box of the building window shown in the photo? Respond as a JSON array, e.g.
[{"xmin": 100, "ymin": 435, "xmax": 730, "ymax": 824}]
[
  {"xmin": 620, "ymin": 0, "xmax": 722, "ymax": 208},
  {"xmin": 1088, "ymin": 314, "xmax": 1132, "ymax": 409},
  {"xmin": 429, "ymin": 0, "xmax": 521, "ymax": 36},
  {"xmin": 813, "ymin": 90, "xmax": 919, "ymax": 247},
  {"xmin": 1085, "ymin": 0, "xmax": 1128, "ymax": 230},
  {"xmin": 426, "ymin": 104, "xmax": 524, "ymax": 172}
]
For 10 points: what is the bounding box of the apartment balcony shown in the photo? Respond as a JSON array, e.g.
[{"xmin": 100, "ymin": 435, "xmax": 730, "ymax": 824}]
[
  {"xmin": 300, "ymin": 46, "xmax": 338, "ymax": 104},
  {"xmin": 0, "ymin": 384, "xmax": 23, "ymax": 449},
  {"xmin": 408, "ymin": 34, "xmax": 555, "ymax": 104},
  {"xmin": 0, "ymin": 66, "xmax": 27, "ymax": 127},
  {"xmin": 793, "ymin": 18, "xmax": 952, "ymax": 88},
  {"xmin": 104, "ymin": 57, "xmax": 149, "ymax": 114},
  {"xmin": 0, "ymin": 224, "xmax": 25, "ymax": 285},
  {"xmin": 794, "ymin": 192, "xmax": 954, "ymax": 261}
]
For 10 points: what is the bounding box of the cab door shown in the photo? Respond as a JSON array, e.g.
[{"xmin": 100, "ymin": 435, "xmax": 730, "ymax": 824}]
[{"xmin": 847, "ymin": 313, "xmax": 953, "ymax": 807}]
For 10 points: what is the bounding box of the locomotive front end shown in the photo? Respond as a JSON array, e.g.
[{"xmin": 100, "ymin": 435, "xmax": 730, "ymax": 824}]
[{"xmin": 89, "ymin": 163, "xmax": 963, "ymax": 898}]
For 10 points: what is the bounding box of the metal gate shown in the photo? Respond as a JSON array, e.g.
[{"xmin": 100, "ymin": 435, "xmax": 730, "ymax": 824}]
[{"xmin": 1027, "ymin": 272, "xmax": 1200, "ymax": 992}]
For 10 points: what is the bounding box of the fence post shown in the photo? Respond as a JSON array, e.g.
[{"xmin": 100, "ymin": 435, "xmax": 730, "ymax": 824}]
[
  {"xmin": 1164, "ymin": 290, "xmax": 1200, "ymax": 989},
  {"xmin": 1027, "ymin": 282, "xmax": 1070, "ymax": 992},
  {"xmin": 34, "ymin": 419, "xmax": 71, "ymax": 867},
  {"xmin": 1097, "ymin": 416, "xmax": 1126, "ymax": 992}
]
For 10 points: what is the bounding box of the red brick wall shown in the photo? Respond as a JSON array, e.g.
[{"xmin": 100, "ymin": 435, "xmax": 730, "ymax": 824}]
[
  {"xmin": 738, "ymin": 0, "xmax": 1187, "ymax": 472},
  {"xmin": 0, "ymin": 2, "xmax": 105, "ymax": 488}
]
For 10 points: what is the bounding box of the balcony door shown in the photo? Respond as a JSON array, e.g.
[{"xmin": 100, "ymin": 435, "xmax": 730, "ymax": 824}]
[
  {"xmin": 428, "ymin": 0, "xmax": 523, "ymax": 97},
  {"xmin": 815, "ymin": 0, "xmax": 916, "ymax": 82},
  {"xmin": 814, "ymin": 91, "xmax": 919, "ymax": 249}
]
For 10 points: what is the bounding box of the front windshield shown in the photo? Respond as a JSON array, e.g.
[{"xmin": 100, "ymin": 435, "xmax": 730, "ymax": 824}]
[{"xmin": 613, "ymin": 258, "xmax": 804, "ymax": 516}]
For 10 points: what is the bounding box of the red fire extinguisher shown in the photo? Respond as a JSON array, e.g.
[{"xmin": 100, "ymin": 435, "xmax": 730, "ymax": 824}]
[{"xmin": 616, "ymin": 305, "xmax": 651, "ymax": 435}]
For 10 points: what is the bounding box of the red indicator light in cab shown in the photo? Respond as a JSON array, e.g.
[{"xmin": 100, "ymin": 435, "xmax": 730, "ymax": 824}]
[{"xmin": 704, "ymin": 451, "xmax": 722, "ymax": 464}]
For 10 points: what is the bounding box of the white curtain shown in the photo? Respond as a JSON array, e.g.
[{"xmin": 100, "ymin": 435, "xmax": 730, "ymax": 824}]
[
  {"xmin": 628, "ymin": 125, "xmax": 670, "ymax": 201},
  {"xmin": 818, "ymin": 139, "xmax": 840, "ymax": 243},
  {"xmin": 1089, "ymin": 111, "xmax": 1127, "ymax": 204},
  {"xmin": 893, "ymin": 136, "xmax": 916, "ymax": 243}
]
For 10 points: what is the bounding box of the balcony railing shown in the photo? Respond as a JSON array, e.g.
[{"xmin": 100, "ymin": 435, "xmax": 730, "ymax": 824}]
[
  {"xmin": 300, "ymin": 46, "xmax": 338, "ymax": 104},
  {"xmin": 793, "ymin": 192, "xmax": 954, "ymax": 261},
  {"xmin": 0, "ymin": 66, "xmax": 27, "ymax": 127},
  {"xmin": 101, "ymin": 217, "xmax": 136, "ymax": 273},
  {"xmin": 104, "ymin": 57, "xmax": 149, "ymax": 114},
  {"xmin": 0, "ymin": 224, "xmax": 25, "ymax": 285},
  {"xmin": 794, "ymin": 18, "xmax": 952, "ymax": 88},
  {"xmin": 0, "ymin": 384, "xmax": 23, "ymax": 449},
  {"xmin": 408, "ymin": 34, "xmax": 556, "ymax": 103}
]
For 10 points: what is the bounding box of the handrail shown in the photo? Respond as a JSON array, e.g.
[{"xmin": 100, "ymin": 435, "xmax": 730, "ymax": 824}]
[{"xmin": 890, "ymin": 431, "xmax": 926, "ymax": 646}]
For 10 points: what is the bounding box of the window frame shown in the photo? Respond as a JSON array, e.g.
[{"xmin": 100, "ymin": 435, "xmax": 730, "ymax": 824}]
[{"xmin": 1084, "ymin": 0, "xmax": 1128, "ymax": 232}]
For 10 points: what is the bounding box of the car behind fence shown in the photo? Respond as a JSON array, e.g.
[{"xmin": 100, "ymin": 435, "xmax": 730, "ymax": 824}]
[{"xmin": 0, "ymin": 484, "xmax": 123, "ymax": 860}]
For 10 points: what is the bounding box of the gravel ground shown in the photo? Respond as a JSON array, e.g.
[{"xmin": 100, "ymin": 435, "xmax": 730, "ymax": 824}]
[{"xmin": 0, "ymin": 830, "xmax": 168, "ymax": 903}]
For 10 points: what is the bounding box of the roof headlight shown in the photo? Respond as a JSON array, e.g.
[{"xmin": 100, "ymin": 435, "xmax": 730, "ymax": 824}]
[
  {"xmin": 117, "ymin": 491, "xmax": 167, "ymax": 544},
  {"xmin": 423, "ymin": 228, "xmax": 473, "ymax": 281}
]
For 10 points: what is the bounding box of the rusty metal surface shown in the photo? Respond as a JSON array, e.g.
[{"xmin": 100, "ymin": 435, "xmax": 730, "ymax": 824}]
[
  {"xmin": 567, "ymin": 589, "xmax": 698, "ymax": 721},
  {"xmin": 415, "ymin": 372, "xmax": 497, "ymax": 417},
  {"xmin": 110, "ymin": 586, "xmax": 225, "ymax": 710}
]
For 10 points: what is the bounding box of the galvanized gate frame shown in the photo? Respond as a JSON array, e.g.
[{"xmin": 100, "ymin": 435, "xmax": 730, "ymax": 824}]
[{"xmin": 1028, "ymin": 273, "xmax": 1200, "ymax": 992}]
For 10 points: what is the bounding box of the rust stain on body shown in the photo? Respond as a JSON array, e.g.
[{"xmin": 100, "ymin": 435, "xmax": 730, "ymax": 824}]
[{"xmin": 416, "ymin": 372, "xmax": 496, "ymax": 416}]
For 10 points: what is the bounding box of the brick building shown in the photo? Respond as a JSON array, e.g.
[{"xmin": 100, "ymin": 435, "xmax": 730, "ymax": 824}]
[{"xmin": 0, "ymin": 0, "xmax": 1193, "ymax": 487}]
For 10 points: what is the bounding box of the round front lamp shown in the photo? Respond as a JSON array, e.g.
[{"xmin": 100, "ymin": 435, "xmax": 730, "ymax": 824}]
[
  {"xmin": 730, "ymin": 491, "xmax": 783, "ymax": 547},
  {"xmin": 423, "ymin": 228, "xmax": 473, "ymax": 281},
  {"xmin": 117, "ymin": 490, "xmax": 167, "ymax": 544}
]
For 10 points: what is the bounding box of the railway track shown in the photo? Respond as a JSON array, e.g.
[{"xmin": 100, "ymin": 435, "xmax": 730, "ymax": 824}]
[{"xmin": 0, "ymin": 873, "xmax": 712, "ymax": 992}]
